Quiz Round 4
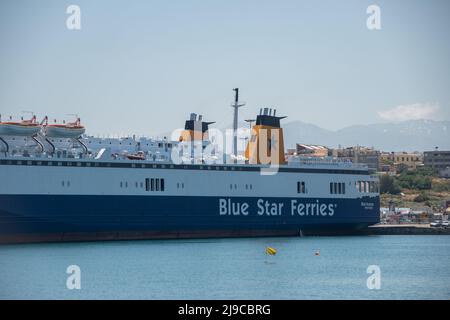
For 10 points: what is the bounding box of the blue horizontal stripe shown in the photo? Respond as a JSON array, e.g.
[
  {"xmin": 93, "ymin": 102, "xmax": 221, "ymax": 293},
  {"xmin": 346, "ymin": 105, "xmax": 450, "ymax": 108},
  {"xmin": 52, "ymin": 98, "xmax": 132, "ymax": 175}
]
[{"xmin": 0, "ymin": 195, "xmax": 379, "ymax": 236}]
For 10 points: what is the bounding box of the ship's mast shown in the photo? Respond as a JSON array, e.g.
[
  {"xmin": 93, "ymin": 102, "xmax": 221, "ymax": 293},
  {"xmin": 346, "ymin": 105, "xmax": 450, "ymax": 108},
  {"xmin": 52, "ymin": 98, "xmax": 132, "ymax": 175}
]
[{"xmin": 231, "ymin": 88, "xmax": 245, "ymax": 160}]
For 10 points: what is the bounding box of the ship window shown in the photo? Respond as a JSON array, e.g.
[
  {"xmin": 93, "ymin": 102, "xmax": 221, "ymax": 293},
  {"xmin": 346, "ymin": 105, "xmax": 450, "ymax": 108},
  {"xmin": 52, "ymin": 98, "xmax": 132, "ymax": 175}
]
[
  {"xmin": 361, "ymin": 181, "xmax": 365, "ymax": 193},
  {"xmin": 297, "ymin": 181, "xmax": 306, "ymax": 194},
  {"xmin": 297, "ymin": 181, "xmax": 306, "ymax": 193},
  {"xmin": 182, "ymin": 183, "xmax": 184, "ymax": 189},
  {"xmin": 140, "ymin": 182, "xmax": 144, "ymax": 188},
  {"xmin": 62, "ymin": 181, "xmax": 65, "ymax": 187},
  {"xmin": 330, "ymin": 182, "xmax": 345, "ymax": 194},
  {"xmin": 143, "ymin": 178, "xmax": 165, "ymax": 192},
  {"xmin": 67, "ymin": 181, "xmax": 71, "ymax": 187},
  {"xmin": 120, "ymin": 182, "xmax": 123, "ymax": 188},
  {"xmin": 177, "ymin": 183, "xmax": 180, "ymax": 189},
  {"xmin": 369, "ymin": 181, "xmax": 378, "ymax": 193},
  {"xmin": 135, "ymin": 182, "xmax": 138, "ymax": 188}
]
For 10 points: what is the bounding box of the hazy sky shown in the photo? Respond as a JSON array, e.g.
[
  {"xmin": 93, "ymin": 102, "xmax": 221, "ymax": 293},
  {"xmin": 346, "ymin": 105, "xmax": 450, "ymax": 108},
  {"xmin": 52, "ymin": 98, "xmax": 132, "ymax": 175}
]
[{"xmin": 1, "ymin": 0, "xmax": 449, "ymax": 136}]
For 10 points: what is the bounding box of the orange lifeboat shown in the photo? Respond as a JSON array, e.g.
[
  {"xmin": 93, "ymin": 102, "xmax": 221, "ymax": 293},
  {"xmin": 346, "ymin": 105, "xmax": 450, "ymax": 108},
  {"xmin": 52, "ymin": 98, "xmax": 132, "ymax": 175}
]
[
  {"xmin": 0, "ymin": 115, "xmax": 41, "ymax": 136},
  {"xmin": 43, "ymin": 117, "xmax": 86, "ymax": 138}
]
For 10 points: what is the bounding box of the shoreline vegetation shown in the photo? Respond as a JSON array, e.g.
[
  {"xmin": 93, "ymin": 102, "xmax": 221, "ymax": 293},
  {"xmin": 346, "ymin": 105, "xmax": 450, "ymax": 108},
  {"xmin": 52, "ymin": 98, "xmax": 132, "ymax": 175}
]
[{"xmin": 379, "ymin": 167, "xmax": 450, "ymax": 212}]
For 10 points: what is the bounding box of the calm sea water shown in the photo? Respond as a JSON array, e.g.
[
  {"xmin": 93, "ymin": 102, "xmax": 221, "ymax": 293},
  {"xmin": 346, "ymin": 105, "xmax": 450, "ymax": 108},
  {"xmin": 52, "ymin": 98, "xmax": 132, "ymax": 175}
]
[{"xmin": 0, "ymin": 235, "xmax": 449, "ymax": 300}]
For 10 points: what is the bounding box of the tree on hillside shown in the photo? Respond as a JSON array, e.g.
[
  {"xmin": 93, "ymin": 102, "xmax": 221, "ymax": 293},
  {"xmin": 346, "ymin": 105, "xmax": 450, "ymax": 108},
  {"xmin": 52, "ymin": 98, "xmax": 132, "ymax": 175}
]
[
  {"xmin": 397, "ymin": 171, "xmax": 432, "ymax": 190},
  {"xmin": 380, "ymin": 174, "xmax": 401, "ymax": 194}
]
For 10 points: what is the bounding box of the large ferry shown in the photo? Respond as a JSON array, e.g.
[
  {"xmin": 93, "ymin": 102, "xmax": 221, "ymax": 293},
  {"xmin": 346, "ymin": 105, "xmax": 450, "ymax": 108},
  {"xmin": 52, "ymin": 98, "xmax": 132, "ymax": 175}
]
[{"xmin": 0, "ymin": 90, "xmax": 380, "ymax": 243}]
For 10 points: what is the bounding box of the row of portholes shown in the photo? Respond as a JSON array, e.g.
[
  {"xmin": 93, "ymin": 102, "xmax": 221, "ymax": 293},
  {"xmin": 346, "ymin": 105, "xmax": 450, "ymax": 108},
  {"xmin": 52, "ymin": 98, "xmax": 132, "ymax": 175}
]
[
  {"xmin": 61, "ymin": 181, "xmax": 71, "ymax": 187},
  {"xmin": 120, "ymin": 181, "xmax": 145, "ymax": 189},
  {"xmin": 230, "ymin": 184, "xmax": 253, "ymax": 190}
]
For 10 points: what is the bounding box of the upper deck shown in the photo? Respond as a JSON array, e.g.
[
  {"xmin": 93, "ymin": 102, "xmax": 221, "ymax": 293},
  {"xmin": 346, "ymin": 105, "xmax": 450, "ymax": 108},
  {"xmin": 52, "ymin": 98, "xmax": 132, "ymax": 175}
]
[{"xmin": 0, "ymin": 137, "xmax": 370, "ymax": 175}]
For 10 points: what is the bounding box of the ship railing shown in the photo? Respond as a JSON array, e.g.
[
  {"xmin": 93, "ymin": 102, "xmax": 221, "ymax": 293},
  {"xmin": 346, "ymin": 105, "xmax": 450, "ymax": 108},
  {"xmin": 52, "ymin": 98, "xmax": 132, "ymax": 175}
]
[{"xmin": 287, "ymin": 156, "xmax": 368, "ymax": 169}]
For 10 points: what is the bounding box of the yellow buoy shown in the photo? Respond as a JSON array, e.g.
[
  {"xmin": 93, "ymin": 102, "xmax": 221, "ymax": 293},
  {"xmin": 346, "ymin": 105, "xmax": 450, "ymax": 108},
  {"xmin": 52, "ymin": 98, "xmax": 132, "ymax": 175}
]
[{"xmin": 266, "ymin": 247, "xmax": 277, "ymax": 256}]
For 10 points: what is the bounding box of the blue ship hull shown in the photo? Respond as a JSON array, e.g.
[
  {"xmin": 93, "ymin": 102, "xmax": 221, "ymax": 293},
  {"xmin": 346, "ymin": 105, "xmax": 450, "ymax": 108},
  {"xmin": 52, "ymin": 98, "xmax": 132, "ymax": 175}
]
[{"xmin": 0, "ymin": 195, "xmax": 379, "ymax": 243}]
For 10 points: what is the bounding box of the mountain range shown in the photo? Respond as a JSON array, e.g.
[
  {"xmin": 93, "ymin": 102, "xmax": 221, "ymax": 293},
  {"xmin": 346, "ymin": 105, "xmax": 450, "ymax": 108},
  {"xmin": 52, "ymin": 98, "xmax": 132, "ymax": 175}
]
[{"xmin": 281, "ymin": 119, "xmax": 450, "ymax": 152}]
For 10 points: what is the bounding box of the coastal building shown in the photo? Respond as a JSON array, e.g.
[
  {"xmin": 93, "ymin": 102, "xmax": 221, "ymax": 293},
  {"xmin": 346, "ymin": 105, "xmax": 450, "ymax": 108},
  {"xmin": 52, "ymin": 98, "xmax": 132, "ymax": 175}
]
[
  {"xmin": 394, "ymin": 152, "xmax": 423, "ymax": 170},
  {"xmin": 379, "ymin": 152, "xmax": 423, "ymax": 172},
  {"xmin": 296, "ymin": 144, "xmax": 328, "ymax": 157},
  {"xmin": 379, "ymin": 152, "xmax": 395, "ymax": 173},
  {"xmin": 424, "ymin": 150, "xmax": 450, "ymax": 178},
  {"xmin": 332, "ymin": 146, "xmax": 380, "ymax": 172}
]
